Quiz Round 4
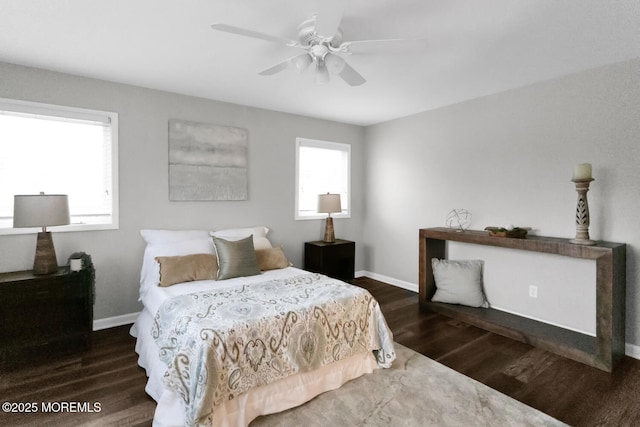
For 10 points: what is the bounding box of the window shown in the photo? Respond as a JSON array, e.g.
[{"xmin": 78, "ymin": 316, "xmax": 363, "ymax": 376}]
[
  {"xmin": 295, "ymin": 138, "xmax": 350, "ymax": 220},
  {"xmin": 0, "ymin": 98, "xmax": 118, "ymax": 234}
]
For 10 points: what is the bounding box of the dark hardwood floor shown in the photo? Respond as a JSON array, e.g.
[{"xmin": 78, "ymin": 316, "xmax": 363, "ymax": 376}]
[
  {"xmin": 2, "ymin": 276, "xmax": 639, "ymax": 426},
  {"xmin": 354, "ymin": 277, "xmax": 640, "ymax": 427}
]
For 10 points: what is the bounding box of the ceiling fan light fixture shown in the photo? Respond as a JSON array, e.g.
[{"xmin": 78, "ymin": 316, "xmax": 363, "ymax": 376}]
[
  {"xmin": 211, "ymin": 8, "xmax": 420, "ymax": 88},
  {"xmin": 315, "ymin": 60, "xmax": 330, "ymax": 84},
  {"xmin": 292, "ymin": 54, "xmax": 313, "ymax": 73},
  {"xmin": 324, "ymin": 53, "xmax": 346, "ymax": 74}
]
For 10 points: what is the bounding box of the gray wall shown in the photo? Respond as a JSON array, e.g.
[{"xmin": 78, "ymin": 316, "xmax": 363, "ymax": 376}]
[
  {"xmin": 363, "ymin": 58, "xmax": 640, "ymax": 346},
  {"xmin": 0, "ymin": 61, "xmax": 366, "ymax": 320},
  {"xmin": 2, "ymin": 58, "xmax": 639, "ymax": 349}
]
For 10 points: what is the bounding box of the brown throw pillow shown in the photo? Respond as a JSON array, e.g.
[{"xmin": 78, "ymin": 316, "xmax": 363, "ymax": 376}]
[
  {"xmin": 256, "ymin": 246, "xmax": 291, "ymax": 271},
  {"xmin": 155, "ymin": 253, "xmax": 218, "ymax": 287}
]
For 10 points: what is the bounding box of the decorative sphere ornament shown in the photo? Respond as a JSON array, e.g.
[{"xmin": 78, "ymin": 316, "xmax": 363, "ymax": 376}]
[{"xmin": 446, "ymin": 209, "xmax": 472, "ymax": 232}]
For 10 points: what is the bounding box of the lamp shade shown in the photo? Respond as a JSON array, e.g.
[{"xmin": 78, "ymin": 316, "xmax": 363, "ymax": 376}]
[
  {"xmin": 13, "ymin": 194, "xmax": 70, "ymax": 228},
  {"xmin": 315, "ymin": 61, "xmax": 330, "ymax": 85},
  {"xmin": 325, "ymin": 53, "xmax": 346, "ymax": 74},
  {"xmin": 293, "ymin": 53, "xmax": 312, "ymax": 73},
  {"xmin": 318, "ymin": 193, "xmax": 342, "ymax": 214}
]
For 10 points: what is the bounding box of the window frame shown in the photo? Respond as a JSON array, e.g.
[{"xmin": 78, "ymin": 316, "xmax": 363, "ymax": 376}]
[
  {"xmin": 294, "ymin": 137, "xmax": 351, "ymax": 221},
  {"xmin": 0, "ymin": 97, "xmax": 119, "ymax": 235}
]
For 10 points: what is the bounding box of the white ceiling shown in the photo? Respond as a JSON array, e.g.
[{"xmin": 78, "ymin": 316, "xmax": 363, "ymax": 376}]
[{"xmin": 0, "ymin": 0, "xmax": 639, "ymax": 126}]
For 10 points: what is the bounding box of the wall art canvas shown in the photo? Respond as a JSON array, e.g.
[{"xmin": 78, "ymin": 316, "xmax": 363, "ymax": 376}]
[{"xmin": 169, "ymin": 119, "xmax": 248, "ymax": 201}]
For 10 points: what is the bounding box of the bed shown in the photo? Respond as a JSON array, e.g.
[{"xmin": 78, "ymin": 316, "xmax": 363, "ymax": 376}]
[{"xmin": 130, "ymin": 227, "xmax": 396, "ymax": 427}]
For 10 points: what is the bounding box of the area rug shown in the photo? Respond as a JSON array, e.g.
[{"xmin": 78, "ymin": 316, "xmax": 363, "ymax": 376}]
[{"xmin": 251, "ymin": 343, "xmax": 567, "ymax": 426}]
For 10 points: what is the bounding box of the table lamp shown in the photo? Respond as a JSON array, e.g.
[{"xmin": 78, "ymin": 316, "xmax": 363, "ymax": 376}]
[
  {"xmin": 13, "ymin": 193, "xmax": 70, "ymax": 275},
  {"xmin": 318, "ymin": 193, "xmax": 341, "ymax": 243}
]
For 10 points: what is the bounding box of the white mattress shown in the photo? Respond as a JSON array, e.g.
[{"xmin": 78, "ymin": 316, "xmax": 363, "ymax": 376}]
[{"xmin": 132, "ymin": 267, "xmax": 380, "ymax": 427}]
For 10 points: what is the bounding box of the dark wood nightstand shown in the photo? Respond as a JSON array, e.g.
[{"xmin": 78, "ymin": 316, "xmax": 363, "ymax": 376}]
[
  {"xmin": 304, "ymin": 239, "xmax": 355, "ymax": 281},
  {"xmin": 0, "ymin": 267, "xmax": 93, "ymax": 366}
]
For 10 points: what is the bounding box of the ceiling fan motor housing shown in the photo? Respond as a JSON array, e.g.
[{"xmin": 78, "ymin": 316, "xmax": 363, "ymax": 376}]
[{"xmin": 297, "ymin": 18, "xmax": 343, "ymax": 49}]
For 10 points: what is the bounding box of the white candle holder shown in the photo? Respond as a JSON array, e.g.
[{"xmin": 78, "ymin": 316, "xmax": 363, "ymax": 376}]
[{"xmin": 569, "ymin": 178, "xmax": 596, "ymax": 245}]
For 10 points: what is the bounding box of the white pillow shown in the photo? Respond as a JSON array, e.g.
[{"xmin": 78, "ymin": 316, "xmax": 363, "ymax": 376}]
[
  {"xmin": 431, "ymin": 259, "xmax": 489, "ymax": 308},
  {"xmin": 210, "ymin": 226, "xmax": 272, "ymax": 250},
  {"xmin": 140, "ymin": 229, "xmax": 211, "ymax": 245},
  {"xmin": 139, "ymin": 230, "xmax": 215, "ymax": 298}
]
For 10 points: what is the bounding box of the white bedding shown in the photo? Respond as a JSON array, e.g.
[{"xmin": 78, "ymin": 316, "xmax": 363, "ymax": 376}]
[
  {"xmin": 132, "ymin": 267, "xmax": 389, "ymax": 427},
  {"xmin": 141, "ymin": 266, "xmax": 310, "ymax": 317}
]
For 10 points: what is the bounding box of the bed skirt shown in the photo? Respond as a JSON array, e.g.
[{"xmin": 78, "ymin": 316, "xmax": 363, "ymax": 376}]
[{"xmin": 132, "ymin": 308, "xmax": 380, "ymax": 427}]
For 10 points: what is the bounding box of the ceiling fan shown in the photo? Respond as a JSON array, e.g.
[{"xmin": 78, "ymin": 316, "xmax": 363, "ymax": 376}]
[{"xmin": 210, "ymin": 2, "xmax": 425, "ymax": 86}]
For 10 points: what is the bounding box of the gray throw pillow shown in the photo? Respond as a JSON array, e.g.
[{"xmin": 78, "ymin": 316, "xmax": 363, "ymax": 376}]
[
  {"xmin": 212, "ymin": 235, "xmax": 261, "ymax": 280},
  {"xmin": 431, "ymin": 258, "xmax": 489, "ymax": 308}
]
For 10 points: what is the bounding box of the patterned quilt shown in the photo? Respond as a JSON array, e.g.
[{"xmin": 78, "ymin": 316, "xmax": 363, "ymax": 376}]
[{"xmin": 152, "ymin": 273, "xmax": 396, "ymax": 426}]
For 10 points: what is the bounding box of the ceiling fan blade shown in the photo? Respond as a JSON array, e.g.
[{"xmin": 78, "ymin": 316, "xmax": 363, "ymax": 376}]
[
  {"xmin": 337, "ymin": 61, "xmax": 366, "ymax": 86},
  {"xmin": 258, "ymin": 54, "xmax": 311, "ymax": 76},
  {"xmin": 341, "ymin": 38, "xmax": 428, "ymax": 54},
  {"xmin": 313, "ymin": 0, "xmax": 344, "ymax": 38},
  {"xmin": 211, "ymin": 23, "xmax": 298, "ymax": 47},
  {"xmin": 258, "ymin": 59, "xmax": 292, "ymax": 76}
]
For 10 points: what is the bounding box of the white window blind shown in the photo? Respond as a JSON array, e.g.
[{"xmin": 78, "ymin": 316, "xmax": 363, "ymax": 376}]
[
  {"xmin": 295, "ymin": 138, "xmax": 350, "ymax": 220},
  {"xmin": 0, "ymin": 98, "xmax": 118, "ymax": 234}
]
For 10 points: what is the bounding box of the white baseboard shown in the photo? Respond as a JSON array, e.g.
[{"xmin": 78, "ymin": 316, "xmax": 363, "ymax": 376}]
[
  {"xmin": 627, "ymin": 343, "xmax": 640, "ymax": 360},
  {"xmin": 93, "ymin": 312, "xmax": 139, "ymax": 331},
  {"xmin": 489, "ymin": 304, "xmax": 595, "ymax": 337},
  {"xmin": 356, "ymin": 270, "xmax": 418, "ymax": 293},
  {"xmin": 356, "ymin": 270, "xmax": 640, "ymax": 360}
]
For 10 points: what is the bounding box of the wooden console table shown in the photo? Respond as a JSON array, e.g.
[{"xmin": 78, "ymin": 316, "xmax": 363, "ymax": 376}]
[{"xmin": 419, "ymin": 227, "xmax": 626, "ymax": 372}]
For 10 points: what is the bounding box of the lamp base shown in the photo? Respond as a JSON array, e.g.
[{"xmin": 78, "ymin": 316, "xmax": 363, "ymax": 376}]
[
  {"xmin": 323, "ymin": 217, "xmax": 335, "ymax": 243},
  {"xmin": 33, "ymin": 231, "xmax": 59, "ymax": 275}
]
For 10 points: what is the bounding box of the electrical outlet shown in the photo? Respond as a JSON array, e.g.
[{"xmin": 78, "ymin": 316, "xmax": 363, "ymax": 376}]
[{"xmin": 528, "ymin": 285, "xmax": 538, "ymax": 298}]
